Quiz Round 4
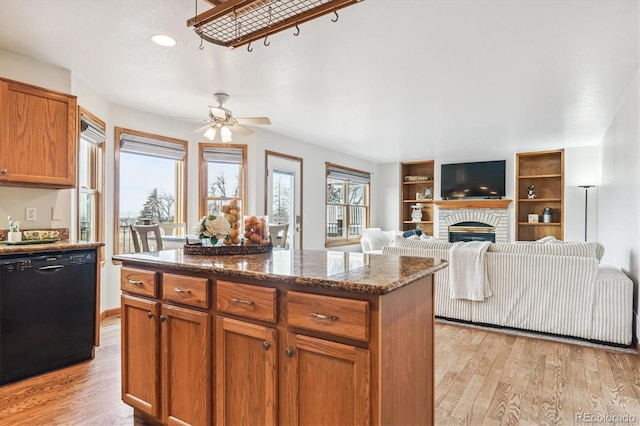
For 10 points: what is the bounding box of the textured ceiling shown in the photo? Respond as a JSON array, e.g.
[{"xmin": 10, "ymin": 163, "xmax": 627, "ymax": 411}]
[{"xmin": 0, "ymin": 0, "xmax": 638, "ymax": 163}]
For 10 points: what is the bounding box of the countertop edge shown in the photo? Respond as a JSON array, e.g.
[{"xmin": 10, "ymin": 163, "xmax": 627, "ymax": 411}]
[{"xmin": 112, "ymin": 252, "xmax": 448, "ymax": 296}]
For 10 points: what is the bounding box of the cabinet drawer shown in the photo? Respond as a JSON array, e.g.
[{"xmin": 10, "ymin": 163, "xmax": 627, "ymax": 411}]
[
  {"xmin": 216, "ymin": 281, "xmax": 276, "ymax": 323},
  {"xmin": 287, "ymin": 292, "xmax": 369, "ymax": 342},
  {"xmin": 121, "ymin": 267, "xmax": 156, "ymax": 297},
  {"xmin": 163, "ymin": 273, "xmax": 209, "ymax": 309}
]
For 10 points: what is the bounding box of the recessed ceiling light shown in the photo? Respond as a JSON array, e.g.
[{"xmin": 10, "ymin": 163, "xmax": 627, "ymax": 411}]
[{"xmin": 151, "ymin": 34, "xmax": 176, "ymax": 47}]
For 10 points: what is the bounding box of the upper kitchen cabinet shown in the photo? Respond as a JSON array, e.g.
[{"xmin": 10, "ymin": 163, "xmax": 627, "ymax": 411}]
[{"xmin": 0, "ymin": 78, "xmax": 77, "ymax": 188}]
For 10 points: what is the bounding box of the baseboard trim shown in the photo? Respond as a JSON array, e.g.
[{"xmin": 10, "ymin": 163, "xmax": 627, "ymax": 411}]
[{"xmin": 100, "ymin": 307, "xmax": 121, "ymax": 321}]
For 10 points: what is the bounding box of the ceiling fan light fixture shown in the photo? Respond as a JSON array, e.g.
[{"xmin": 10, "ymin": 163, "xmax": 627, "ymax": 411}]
[
  {"xmin": 204, "ymin": 126, "xmax": 217, "ymax": 141},
  {"xmin": 221, "ymin": 125, "xmax": 233, "ymax": 143}
]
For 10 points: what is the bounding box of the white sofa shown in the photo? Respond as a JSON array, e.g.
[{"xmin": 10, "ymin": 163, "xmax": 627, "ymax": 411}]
[
  {"xmin": 360, "ymin": 228, "xmax": 404, "ymax": 254},
  {"xmin": 382, "ymin": 236, "xmax": 634, "ymax": 346}
]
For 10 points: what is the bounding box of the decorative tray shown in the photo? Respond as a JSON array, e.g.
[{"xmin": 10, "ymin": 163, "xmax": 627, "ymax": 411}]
[
  {"xmin": 0, "ymin": 238, "xmax": 61, "ymax": 245},
  {"xmin": 183, "ymin": 242, "xmax": 273, "ymax": 255}
]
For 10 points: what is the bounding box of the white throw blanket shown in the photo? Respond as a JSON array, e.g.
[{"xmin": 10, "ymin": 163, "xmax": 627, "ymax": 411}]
[{"xmin": 449, "ymin": 241, "xmax": 492, "ymax": 301}]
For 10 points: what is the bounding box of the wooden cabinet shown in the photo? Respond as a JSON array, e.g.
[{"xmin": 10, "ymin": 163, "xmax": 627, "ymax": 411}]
[
  {"xmin": 400, "ymin": 160, "xmax": 435, "ymax": 236},
  {"xmin": 216, "ymin": 317, "xmax": 277, "ymax": 425},
  {"xmin": 516, "ymin": 149, "xmax": 564, "ymax": 241},
  {"xmin": 118, "ymin": 262, "xmax": 437, "ymax": 425},
  {"xmin": 0, "ymin": 78, "xmax": 77, "ymax": 188},
  {"xmin": 121, "ymin": 272, "xmax": 211, "ymax": 426},
  {"xmin": 283, "ymin": 333, "xmax": 370, "ymax": 425}
]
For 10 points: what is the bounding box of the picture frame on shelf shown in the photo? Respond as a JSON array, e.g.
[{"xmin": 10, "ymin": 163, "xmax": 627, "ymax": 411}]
[{"xmin": 528, "ymin": 214, "xmax": 539, "ymax": 223}]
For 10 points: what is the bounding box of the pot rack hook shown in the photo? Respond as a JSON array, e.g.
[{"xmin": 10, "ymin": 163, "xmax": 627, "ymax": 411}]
[
  {"xmin": 199, "ymin": 36, "xmax": 204, "ymax": 50},
  {"xmin": 247, "ymin": 41, "xmax": 253, "ymax": 52},
  {"xmin": 293, "ymin": 24, "xmax": 300, "ymax": 36},
  {"xmin": 264, "ymin": 35, "xmax": 270, "ymax": 46},
  {"xmin": 331, "ymin": 10, "xmax": 339, "ymax": 23}
]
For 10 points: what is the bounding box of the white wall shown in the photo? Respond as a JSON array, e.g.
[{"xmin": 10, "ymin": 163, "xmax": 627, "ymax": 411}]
[
  {"xmin": 598, "ymin": 69, "xmax": 639, "ymax": 343},
  {"xmin": 564, "ymin": 146, "xmax": 600, "ymax": 242}
]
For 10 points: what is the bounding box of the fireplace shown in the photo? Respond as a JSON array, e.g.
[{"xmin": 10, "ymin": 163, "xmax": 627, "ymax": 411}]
[
  {"xmin": 449, "ymin": 221, "xmax": 496, "ymax": 243},
  {"xmin": 434, "ymin": 200, "xmax": 511, "ymax": 243}
]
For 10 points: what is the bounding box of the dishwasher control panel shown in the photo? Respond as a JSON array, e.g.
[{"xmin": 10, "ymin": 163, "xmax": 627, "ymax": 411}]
[{"xmin": 1, "ymin": 250, "xmax": 96, "ymax": 273}]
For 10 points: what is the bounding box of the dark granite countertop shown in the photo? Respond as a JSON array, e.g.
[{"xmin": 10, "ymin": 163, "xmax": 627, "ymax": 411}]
[
  {"xmin": 0, "ymin": 241, "xmax": 104, "ymax": 255},
  {"xmin": 113, "ymin": 248, "xmax": 448, "ymax": 295}
]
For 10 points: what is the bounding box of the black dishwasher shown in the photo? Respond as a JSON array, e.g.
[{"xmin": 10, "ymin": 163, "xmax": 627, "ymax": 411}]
[{"xmin": 0, "ymin": 249, "xmax": 97, "ymax": 385}]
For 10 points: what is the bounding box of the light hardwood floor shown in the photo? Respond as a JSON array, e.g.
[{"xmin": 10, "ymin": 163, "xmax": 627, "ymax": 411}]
[{"xmin": 0, "ymin": 316, "xmax": 638, "ymax": 425}]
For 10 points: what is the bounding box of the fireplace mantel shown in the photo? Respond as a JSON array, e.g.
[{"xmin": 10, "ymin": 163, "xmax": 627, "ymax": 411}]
[{"xmin": 434, "ymin": 199, "xmax": 512, "ymax": 209}]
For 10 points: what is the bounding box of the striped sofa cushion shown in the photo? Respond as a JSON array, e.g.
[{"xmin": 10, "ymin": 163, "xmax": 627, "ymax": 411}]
[{"xmin": 488, "ymin": 241, "xmax": 602, "ymax": 259}]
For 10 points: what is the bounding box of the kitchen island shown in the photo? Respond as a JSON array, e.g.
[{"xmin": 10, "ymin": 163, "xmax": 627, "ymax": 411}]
[{"xmin": 113, "ymin": 248, "xmax": 447, "ymax": 426}]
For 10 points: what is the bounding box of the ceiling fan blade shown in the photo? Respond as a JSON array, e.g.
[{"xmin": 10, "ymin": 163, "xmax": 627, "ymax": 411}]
[
  {"xmin": 229, "ymin": 124, "xmax": 255, "ymax": 136},
  {"xmin": 192, "ymin": 124, "xmax": 212, "ymax": 134},
  {"xmin": 209, "ymin": 106, "xmax": 227, "ymax": 119},
  {"xmin": 236, "ymin": 117, "xmax": 271, "ymax": 125},
  {"xmin": 167, "ymin": 116, "xmax": 210, "ymax": 123}
]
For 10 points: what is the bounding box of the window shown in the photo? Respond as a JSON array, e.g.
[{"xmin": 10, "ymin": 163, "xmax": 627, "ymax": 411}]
[
  {"xmin": 77, "ymin": 108, "xmax": 105, "ymax": 244},
  {"xmin": 325, "ymin": 163, "xmax": 370, "ymax": 246},
  {"xmin": 199, "ymin": 144, "xmax": 247, "ymax": 218},
  {"xmin": 114, "ymin": 128, "xmax": 187, "ymax": 254}
]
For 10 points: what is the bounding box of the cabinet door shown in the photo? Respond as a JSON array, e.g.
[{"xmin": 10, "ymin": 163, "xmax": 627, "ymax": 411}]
[
  {"xmin": 284, "ymin": 333, "xmax": 370, "ymax": 425},
  {"xmin": 0, "ymin": 79, "xmax": 77, "ymax": 187},
  {"xmin": 216, "ymin": 317, "xmax": 277, "ymax": 426},
  {"xmin": 161, "ymin": 304, "xmax": 211, "ymax": 426},
  {"xmin": 121, "ymin": 295, "xmax": 160, "ymax": 418}
]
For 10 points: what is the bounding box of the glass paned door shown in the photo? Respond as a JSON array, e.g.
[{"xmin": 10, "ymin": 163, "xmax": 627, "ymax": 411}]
[{"xmin": 266, "ymin": 153, "xmax": 302, "ymax": 250}]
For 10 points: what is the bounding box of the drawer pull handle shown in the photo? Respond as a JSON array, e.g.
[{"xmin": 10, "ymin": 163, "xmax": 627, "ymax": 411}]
[
  {"xmin": 128, "ymin": 279, "xmax": 143, "ymax": 286},
  {"xmin": 232, "ymin": 298, "xmax": 254, "ymax": 305},
  {"xmin": 147, "ymin": 312, "xmax": 154, "ymax": 319},
  {"xmin": 285, "ymin": 348, "xmax": 294, "ymax": 358},
  {"xmin": 263, "ymin": 341, "xmax": 270, "ymax": 351},
  {"xmin": 1, "ymin": 168, "xmax": 7, "ymax": 175},
  {"xmin": 311, "ymin": 312, "xmax": 338, "ymax": 321},
  {"xmin": 160, "ymin": 315, "xmax": 167, "ymax": 322},
  {"xmin": 174, "ymin": 288, "xmax": 191, "ymax": 294}
]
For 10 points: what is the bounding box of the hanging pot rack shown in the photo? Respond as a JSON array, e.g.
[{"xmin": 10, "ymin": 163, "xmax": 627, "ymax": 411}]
[{"xmin": 187, "ymin": 0, "xmax": 364, "ymax": 49}]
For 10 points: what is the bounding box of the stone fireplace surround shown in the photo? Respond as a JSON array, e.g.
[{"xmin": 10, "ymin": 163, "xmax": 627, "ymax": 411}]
[{"xmin": 434, "ymin": 200, "xmax": 511, "ymax": 243}]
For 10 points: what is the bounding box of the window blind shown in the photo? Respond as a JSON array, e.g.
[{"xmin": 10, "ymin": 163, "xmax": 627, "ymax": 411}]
[
  {"xmin": 120, "ymin": 133, "xmax": 186, "ymax": 160},
  {"xmin": 202, "ymin": 147, "xmax": 244, "ymax": 164},
  {"xmin": 80, "ymin": 113, "xmax": 106, "ymax": 145},
  {"xmin": 327, "ymin": 165, "xmax": 370, "ymax": 184}
]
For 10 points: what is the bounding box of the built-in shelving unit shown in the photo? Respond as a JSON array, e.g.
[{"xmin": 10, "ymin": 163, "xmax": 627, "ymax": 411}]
[
  {"xmin": 516, "ymin": 149, "xmax": 564, "ymax": 241},
  {"xmin": 400, "ymin": 160, "xmax": 435, "ymax": 236}
]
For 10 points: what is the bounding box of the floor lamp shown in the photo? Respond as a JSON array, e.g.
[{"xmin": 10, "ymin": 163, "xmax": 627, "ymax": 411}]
[{"xmin": 578, "ymin": 185, "xmax": 595, "ymax": 241}]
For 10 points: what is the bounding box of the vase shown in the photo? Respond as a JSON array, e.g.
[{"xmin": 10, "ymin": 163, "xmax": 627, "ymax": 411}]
[
  {"xmin": 7, "ymin": 231, "xmax": 22, "ymax": 242},
  {"xmin": 411, "ymin": 205, "xmax": 423, "ymax": 222}
]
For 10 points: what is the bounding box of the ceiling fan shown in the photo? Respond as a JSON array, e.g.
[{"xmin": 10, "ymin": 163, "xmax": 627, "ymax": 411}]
[{"xmin": 174, "ymin": 92, "xmax": 271, "ymax": 142}]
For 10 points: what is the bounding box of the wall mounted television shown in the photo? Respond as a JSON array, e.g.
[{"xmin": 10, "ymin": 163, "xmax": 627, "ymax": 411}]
[{"xmin": 440, "ymin": 160, "xmax": 506, "ymax": 199}]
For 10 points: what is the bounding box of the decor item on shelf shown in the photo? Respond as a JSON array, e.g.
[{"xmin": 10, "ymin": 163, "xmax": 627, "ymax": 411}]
[
  {"xmin": 411, "ymin": 204, "xmax": 423, "ymax": 222},
  {"xmin": 170, "ymin": 92, "xmax": 270, "ymax": 142},
  {"xmin": 578, "ymin": 185, "xmax": 595, "ymax": 241},
  {"xmin": 187, "ymin": 0, "xmax": 364, "ymax": 49},
  {"xmin": 424, "ymin": 187, "xmax": 433, "ymax": 199},
  {"xmin": 404, "ymin": 175, "xmax": 431, "ymax": 182},
  {"xmin": 542, "ymin": 207, "xmax": 553, "ymax": 223},
  {"xmin": 415, "ymin": 192, "xmax": 425, "ymax": 200},
  {"xmin": 527, "ymin": 185, "xmax": 536, "ymax": 199},
  {"xmin": 7, "ymin": 216, "xmax": 21, "ymax": 242},
  {"xmin": 528, "ymin": 214, "xmax": 539, "ymax": 223}
]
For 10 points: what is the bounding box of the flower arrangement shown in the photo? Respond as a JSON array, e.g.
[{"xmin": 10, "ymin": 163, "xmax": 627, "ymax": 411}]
[
  {"xmin": 194, "ymin": 215, "xmax": 231, "ymax": 245},
  {"xmin": 8, "ymin": 216, "xmax": 21, "ymax": 232}
]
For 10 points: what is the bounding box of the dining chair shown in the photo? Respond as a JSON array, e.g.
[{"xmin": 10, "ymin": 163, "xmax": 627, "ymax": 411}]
[
  {"xmin": 268, "ymin": 224, "xmax": 289, "ymax": 248},
  {"xmin": 158, "ymin": 222, "xmax": 186, "ymax": 236},
  {"xmin": 130, "ymin": 224, "xmax": 163, "ymax": 252}
]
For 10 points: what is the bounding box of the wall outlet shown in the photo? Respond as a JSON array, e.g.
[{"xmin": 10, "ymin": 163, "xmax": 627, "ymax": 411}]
[{"xmin": 26, "ymin": 207, "xmax": 37, "ymax": 221}]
